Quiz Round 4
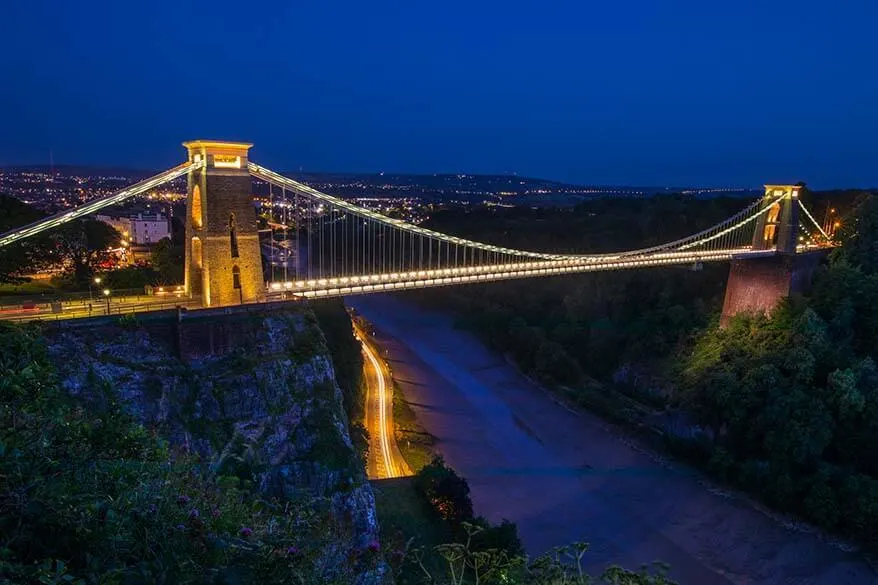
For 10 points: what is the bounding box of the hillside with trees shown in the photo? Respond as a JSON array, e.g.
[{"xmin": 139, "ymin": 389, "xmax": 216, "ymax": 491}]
[{"xmin": 415, "ymin": 191, "xmax": 878, "ymax": 546}]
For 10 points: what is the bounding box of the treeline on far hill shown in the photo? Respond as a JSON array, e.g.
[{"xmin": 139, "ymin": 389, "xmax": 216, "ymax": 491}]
[{"xmin": 417, "ymin": 190, "xmax": 878, "ymax": 547}]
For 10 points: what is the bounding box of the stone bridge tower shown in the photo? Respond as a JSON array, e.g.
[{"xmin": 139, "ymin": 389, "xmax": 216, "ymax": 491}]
[
  {"xmin": 720, "ymin": 184, "xmax": 822, "ymax": 325},
  {"xmin": 750, "ymin": 184, "xmax": 801, "ymax": 254},
  {"xmin": 183, "ymin": 140, "xmax": 264, "ymax": 307}
]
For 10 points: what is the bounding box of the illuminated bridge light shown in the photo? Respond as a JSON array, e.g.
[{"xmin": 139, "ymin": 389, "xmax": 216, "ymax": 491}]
[{"xmin": 3, "ymin": 155, "xmax": 835, "ymax": 312}]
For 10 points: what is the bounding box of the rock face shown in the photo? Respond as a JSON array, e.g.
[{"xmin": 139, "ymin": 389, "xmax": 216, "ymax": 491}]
[{"xmin": 44, "ymin": 307, "xmax": 387, "ymax": 585}]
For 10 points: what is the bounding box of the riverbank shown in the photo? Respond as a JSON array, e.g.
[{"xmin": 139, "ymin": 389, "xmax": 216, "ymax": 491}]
[{"xmin": 348, "ymin": 293, "xmax": 876, "ymax": 585}]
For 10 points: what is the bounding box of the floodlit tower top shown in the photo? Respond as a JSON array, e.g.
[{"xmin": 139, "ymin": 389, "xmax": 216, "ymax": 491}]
[
  {"xmin": 183, "ymin": 140, "xmax": 253, "ymax": 170},
  {"xmin": 764, "ymin": 184, "xmax": 801, "ymax": 199}
]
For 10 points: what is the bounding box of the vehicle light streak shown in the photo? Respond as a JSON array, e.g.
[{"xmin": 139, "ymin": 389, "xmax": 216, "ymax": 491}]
[{"xmin": 360, "ymin": 333, "xmax": 398, "ymax": 478}]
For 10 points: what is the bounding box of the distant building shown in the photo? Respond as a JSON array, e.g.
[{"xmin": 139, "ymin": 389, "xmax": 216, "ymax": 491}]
[{"xmin": 95, "ymin": 212, "xmax": 171, "ymax": 245}]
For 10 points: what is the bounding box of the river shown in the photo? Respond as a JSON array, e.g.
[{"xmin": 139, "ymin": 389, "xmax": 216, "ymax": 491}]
[{"xmin": 348, "ymin": 294, "xmax": 876, "ymax": 585}]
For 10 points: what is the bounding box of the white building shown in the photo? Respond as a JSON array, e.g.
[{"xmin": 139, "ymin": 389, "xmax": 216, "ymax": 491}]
[{"xmin": 96, "ymin": 212, "xmax": 171, "ymax": 245}]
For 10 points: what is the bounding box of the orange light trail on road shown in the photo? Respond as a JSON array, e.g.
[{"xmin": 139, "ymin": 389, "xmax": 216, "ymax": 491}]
[{"xmin": 360, "ymin": 333, "xmax": 398, "ymax": 477}]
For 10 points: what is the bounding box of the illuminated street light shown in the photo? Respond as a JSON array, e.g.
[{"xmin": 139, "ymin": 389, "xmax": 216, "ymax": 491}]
[
  {"xmin": 89, "ymin": 276, "xmax": 102, "ymax": 302},
  {"xmin": 103, "ymin": 288, "xmax": 111, "ymax": 314}
]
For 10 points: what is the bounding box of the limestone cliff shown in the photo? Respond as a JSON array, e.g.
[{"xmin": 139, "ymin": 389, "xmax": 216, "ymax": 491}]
[{"xmin": 44, "ymin": 306, "xmax": 387, "ymax": 584}]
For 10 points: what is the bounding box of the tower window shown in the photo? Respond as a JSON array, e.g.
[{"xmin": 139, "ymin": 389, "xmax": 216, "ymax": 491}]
[
  {"xmin": 763, "ymin": 202, "xmax": 781, "ymax": 245},
  {"xmin": 232, "ymin": 265, "xmax": 241, "ymax": 290},
  {"xmin": 229, "ymin": 213, "xmax": 239, "ymax": 258},
  {"xmin": 191, "ymin": 185, "xmax": 203, "ymax": 229},
  {"xmin": 214, "ymin": 154, "xmax": 241, "ymax": 168},
  {"xmin": 191, "ymin": 236, "xmax": 203, "ymax": 268}
]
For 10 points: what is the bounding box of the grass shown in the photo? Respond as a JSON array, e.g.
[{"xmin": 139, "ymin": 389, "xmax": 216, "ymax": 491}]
[
  {"xmin": 392, "ymin": 380, "xmax": 435, "ymax": 473},
  {"xmin": 0, "ymin": 280, "xmax": 58, "ymax": 296}
]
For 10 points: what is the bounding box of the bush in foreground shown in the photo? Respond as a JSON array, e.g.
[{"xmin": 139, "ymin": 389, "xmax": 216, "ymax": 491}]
[{"xmin": 0, "ymin": 323, "xmax": 368, "ymax": 584}]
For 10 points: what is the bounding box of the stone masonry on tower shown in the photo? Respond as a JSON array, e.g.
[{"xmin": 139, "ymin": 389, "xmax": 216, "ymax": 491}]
[
  {"xmin": 183, "ymin": 140, "xmax": 264, "ymax": 307},
  {"xmin": 720, "ymin": 184, "xmax": 823, "ymax": 326}
]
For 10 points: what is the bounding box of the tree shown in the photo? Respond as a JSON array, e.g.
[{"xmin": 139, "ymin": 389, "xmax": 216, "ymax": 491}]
[
  {"xmin": 0, "ymin": 194, "xmax": 43, "ymax": 233},
  {"xmin": 0, "ymin": 323, "xmax": 358, "ymax": 584},
  {"xmin": 827, "ymin": 367, "xmax": 865, "ymax": 419},
  {"xmin": 470, "ymin": 518, "xmax": 524, "ymax": 557},
  {"xmin": 0, "ymin": 243, "xmax": 33, "ymax": 284},
  {"xmin": 47, "ymin": 219, "xmax": 121, "ymax": 284},
  {"xmin": 0, "ymin": 194, "xmax": 45, "ymax": 283},
  {"xmin": 534, "ymin": 340, "xmax": 582, "ymax": 385},
  {"xmin": 150, "ymin": 237, "xmax": 184, "ymax": 284},
  {"xmin": 414, "ymin": 456, "xmax": 474, "ymax": 524},
  {"xmin": 102, "ymin": 265, "xmax": 158, "ymax": 289},
  {"xmin": 833, "ymin": 194, "xmax": 878, "ymax": 274},
  {"xmin": 312, "ymin": 299, "xmax": 365, "ymax": 420},
  {"xmin": 0, "ymin": 198, "xmax": 122, "ymax": 285},
  {"xmin": 416, "ymin": 189, "xmax": 878, "ymax": 547}
]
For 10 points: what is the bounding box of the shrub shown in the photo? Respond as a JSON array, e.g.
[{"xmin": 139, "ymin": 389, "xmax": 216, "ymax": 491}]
[
  {"xmin": 0, "ymin": 323, "xmax": 357, "ymax": 583},
  {"xmin": 413, "ymin": 528, "xmax": 679, "ymax": 585},
  {"xmin": 470, "ymin": 517, "xmax": 525, "ymax": 557},
  {"xmin": 413, "ymin": 456, "xmax": 473, "ymax": 524}
]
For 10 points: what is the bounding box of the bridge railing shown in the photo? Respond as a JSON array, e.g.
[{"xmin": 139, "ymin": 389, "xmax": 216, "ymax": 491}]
[{"xmin": 0, "ymin": 296, "xmax": 200, "ymax": 323}]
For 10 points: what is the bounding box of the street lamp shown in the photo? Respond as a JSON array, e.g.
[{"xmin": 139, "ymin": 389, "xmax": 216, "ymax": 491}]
[
  {"xmin": 103, "ymin": 288, "xmax": 111, "ymax": 315},
  {"xmin": 89, "ymin": 276, "xmax": 102, "ymax": 302}
]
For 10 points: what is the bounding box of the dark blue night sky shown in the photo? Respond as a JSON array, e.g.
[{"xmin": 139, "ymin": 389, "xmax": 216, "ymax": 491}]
[{"xmin": 1, "ymin": 0, "xmax": 876, "ymax": 188}]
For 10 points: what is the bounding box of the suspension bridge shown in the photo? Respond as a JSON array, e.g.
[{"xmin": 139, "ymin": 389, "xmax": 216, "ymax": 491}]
[{"xmin": 0, "ymin": 141, "xmax": 833, "ymax": 319}]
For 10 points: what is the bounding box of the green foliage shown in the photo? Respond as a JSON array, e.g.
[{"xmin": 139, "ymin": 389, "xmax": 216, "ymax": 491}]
[
  {"xmin": 0, "ymin": 211, "xmax": 122, "ymax": 287},
  {"xmin": 150, "ymin": 237, "xmax": 184, "ymax": 284},
  {"xmin": 287, "ymin": 323, "xmax": 325, "ymax": 365},
  {"xmin": 410, "ymin": 526, "xmax": 678, "ymax": 585},
  {"xmin": 102, "ymin": 266, "xmax": 157, "ymax": 290},
  {"xmin": 1, "ymin": 216, "xmax": 122, "ymax": 287},
  {"xmin": 49, "ymin": 219, "xmax": 122, "ymax": 285},
  {"xmin": 116, "ymin": 313, "xmax": 141, "ymax": 330},
  {"xmin": 0, "ymin": 323, "xmax": 364, "ymax": 583},
  {"xmin": 349, "ymin": 420, "xmax": 370, "ymax": 465},
  {"xmin": 418, "ymin": 196, "xmax": 736, "ymax": 384},
  {"xmin": 0, "ymin": 194, "xmax": 43, "ymax": 232},
  {"xmin": 304, "ymin": 404, "xmax": 357, "ymax": 472},
  {"xmin": 831, "ymin": 194, "xmax": 878, "ymax": 274},
  {"xmin": 413, "ymin": 456, "xmax": 474, "ymax": 525},
  {"xmin": 372, "ymin": 477, "xmax": 454, "ymax": 582},
  {"xmin": 311, "ymin": 299, "xmax": 365, "ymax": 421},
  {"xmin": 0, "ymin": 194, "xmax": 45, "ymax": 283},
  {"xmin": 674, "ymin": 194, "xmax": 878, "ymax": 545},
  {"xmin": 469, "ymin": 518, "xmax": 524, "ymax": 558},
  {"xmin": 419, "ymin": 196, "xmax": 741, "ymax": 392},
  {"xmin": 389, "ymin": 457, "xmax": 527, "ymax": 583},
  {"xmin": 416, "ymin": 192, "xmax": 878, "ymax": 550}
]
